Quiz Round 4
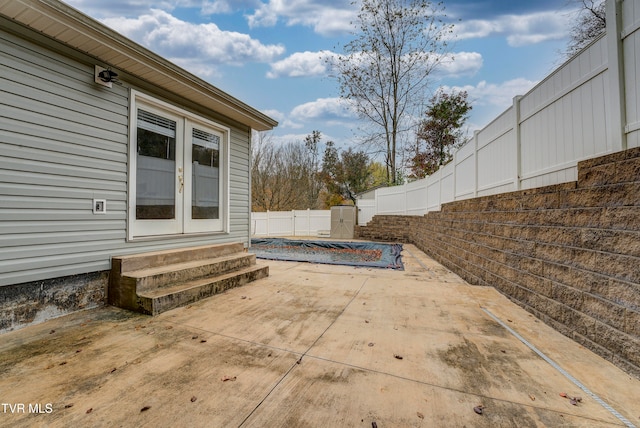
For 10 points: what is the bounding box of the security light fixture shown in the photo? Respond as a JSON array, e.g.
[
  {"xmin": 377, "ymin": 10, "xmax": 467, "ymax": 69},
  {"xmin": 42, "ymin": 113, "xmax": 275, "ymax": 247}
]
[
  {"xmin": 98, "ymin": 68, "xmax": 118, "ymax": 83},
  {"xmin": 94, "ymin": 65, "xmax": 119, "ymax": 88}
]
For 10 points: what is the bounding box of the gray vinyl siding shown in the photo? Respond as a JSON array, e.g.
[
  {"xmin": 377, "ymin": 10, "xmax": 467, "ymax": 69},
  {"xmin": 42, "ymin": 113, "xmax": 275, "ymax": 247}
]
[{"xmin": 0, "ymin": 20, "xmax": 251, "ymax": 288}]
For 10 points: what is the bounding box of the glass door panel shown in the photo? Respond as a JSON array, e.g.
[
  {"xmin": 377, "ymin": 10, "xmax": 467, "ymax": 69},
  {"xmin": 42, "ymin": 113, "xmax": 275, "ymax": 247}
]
[
  {"xmin": 191, "ymin": 128, "xmax": 220, "ymax": 220},
  {"xmin": 184, "ymin": 122, "xmax": 223, "ymax": 233},
  {"xmin": 136, "ymin": 132, "xmax": 176, "ymax": 219},
  {"xmin": 131, "ymin": 108, "xmax": 182, "ymax": 237}
]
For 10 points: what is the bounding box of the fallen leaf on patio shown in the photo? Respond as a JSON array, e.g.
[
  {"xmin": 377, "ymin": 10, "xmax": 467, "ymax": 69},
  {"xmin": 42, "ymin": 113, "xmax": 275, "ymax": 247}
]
[
  {"xmin": 191, "ymin": 396, "xmax": 197, "ymax": 402},
  {"xmin": 200, "ymin": 340, "xmax": 207, "ymax": 343},
  {"xmin": 140, "ymin": 406, "xmax": 151, "ymax": 412},
  {"xmin": 59, "ymin": 361, "xmax": 67, "ymax": 366},
  {"xmin": 365, "ymin": 320, "xmax": 370, "ymax": 323},
  {"xmin": 86, "ymin": 408, "xmax": 93, "ymax": 414},
  {"xmin": 165, "ymin": 325, "xmax": 173, "ymax": 330},
  {"xmin": 49, "ymin": 330, "xmax": 55, "ymax": 334},
  {"xmin": 192, "ymin": 335, "xmax": 198, "ymax": 340},
  {"xmin": 394, "ymin": 354, "xmax": 403, "ymax": 360},
  {"xmin": 559, "ymin": 392, "xmax": 567, "ymax": 398},
  {"xmin": 110, "ymin": 367, "xmax": 117, "ymax": 373},
  {"xmin": 473, "ymin": 405, "xmax": 484, "ymax": 415},
  {"xmin": 417, "ymin": 411, "xmax": 424, "ymax": 419},
  {"xmin": 368, "ymin": 343, "xmax": 374, "ymax": 347},
  {"xmin": 241, "ymin": 296, "xmax": 247, "ymax": 299},
  {"xmin": 570, "ymin": 398, "xmax": 578, "ymax": 406},
  {"xmin": 64, "ymin": 404, "xmax": 73, "ymax": 409},
  {"xmin": 221, "ymin": 376, "xmax": 237, "ymax": 382},
  {"xmin": 529, "ymin": 394, "xmax": 535, "ymax": 401}
]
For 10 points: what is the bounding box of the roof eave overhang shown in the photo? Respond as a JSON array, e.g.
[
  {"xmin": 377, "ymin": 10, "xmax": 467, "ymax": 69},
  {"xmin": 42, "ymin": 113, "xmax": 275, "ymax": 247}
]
[{"xmin": 0, "ymin": 0, "xmax": 278, "ymax": 131}]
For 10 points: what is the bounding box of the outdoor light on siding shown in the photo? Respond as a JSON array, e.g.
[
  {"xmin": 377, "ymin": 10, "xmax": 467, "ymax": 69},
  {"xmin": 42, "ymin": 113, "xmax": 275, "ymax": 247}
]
[
  {"xmin": 98, "ymin": 68, "xmax": 118, "ymax": 83},
  {"xmin": 94, "ymin": 65, "xmax": 119, "ymax": 88}
]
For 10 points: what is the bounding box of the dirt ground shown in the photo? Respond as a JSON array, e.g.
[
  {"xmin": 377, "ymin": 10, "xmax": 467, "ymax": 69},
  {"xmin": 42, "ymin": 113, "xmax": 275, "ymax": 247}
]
[{"xmin": 0, "ymin": 244, "xmax": 638, "ymax": 427}]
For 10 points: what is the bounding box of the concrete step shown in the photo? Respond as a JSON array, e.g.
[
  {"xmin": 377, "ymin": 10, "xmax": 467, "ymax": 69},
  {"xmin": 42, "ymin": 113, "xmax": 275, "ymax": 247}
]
[
  {"xmin": 113, "ymin": 242, "xmax": 244, "ymax": 272},
  {"xmin": 136, "ymin": 264, "xmax": 269, "ymax": 315},
  {"xmin": 124, "ymin": 253, "xmax": 257, "ymax": 293},
  {"xmin": 108, "ymin": 243, "xmax": 268, "ymax": 315}
]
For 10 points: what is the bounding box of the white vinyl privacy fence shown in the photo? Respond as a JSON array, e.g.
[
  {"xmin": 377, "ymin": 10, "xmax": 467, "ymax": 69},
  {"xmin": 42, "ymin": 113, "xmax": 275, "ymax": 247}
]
[
  {"xmin": 357, "ymin": 0, "xmax": 640, "ymax": 226},
  {"xmin": 251, "ymin": 210, "xmax": 331, "ymax": 237}
]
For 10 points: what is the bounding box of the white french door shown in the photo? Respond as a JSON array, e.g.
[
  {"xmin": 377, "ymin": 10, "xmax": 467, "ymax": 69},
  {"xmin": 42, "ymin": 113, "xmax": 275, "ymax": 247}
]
[{"xmin": 129, "ymin": 93, "xmax": 226, "ymax": 239}]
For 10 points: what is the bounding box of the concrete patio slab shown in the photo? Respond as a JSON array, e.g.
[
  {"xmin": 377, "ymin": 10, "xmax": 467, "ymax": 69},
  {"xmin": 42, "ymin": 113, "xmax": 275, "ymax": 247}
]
[{"xmin": 0, "ymin": 244, "xmax": 638, "ymax": 427}]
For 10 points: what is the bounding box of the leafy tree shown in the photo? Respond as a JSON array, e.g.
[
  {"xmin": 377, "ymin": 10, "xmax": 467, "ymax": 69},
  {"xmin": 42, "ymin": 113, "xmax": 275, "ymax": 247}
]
[
  {"xmin": 408, "ymin": 89, "xmax": 471, "ymax": 178},
  {"xmin": 332, "ymin": 0, "xmax": 454, "ymax": 186},
  {"xmin": 368, "ymin": 161, "xmax": 389, "ymax": 188},
  {"xmin": 321, "ymin": 141, "xmax": 373, "ymax": 206},
  {"xmin": 565, "ymin": 0, "xmax": 606, "ymax": 58}
]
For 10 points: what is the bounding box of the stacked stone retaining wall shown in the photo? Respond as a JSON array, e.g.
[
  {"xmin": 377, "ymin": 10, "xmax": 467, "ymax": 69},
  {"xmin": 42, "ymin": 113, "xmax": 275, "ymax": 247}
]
[{"xmin": 357, "ymin": 147, "xmax": 640, "ymax": 378}]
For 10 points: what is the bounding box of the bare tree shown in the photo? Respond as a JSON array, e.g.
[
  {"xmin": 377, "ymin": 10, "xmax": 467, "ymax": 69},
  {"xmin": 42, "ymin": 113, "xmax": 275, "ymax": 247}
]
[
  {"xmin": 251, "ymin": 132, "xmax": 324, "ymax": 211},
  {"xmin": 565, "ymin": 0, "xmax": 606, "ymax": 58},
  {"xmin": 304, "ymin": 130, "xmax": 324, "ymax": 209},
  {"xmin": 332, "ymin": 0, "xmax": 453, "ymax": 185}
]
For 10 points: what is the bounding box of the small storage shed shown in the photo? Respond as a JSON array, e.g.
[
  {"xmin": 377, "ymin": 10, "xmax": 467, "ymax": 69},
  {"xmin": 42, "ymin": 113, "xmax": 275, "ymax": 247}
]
[
  {"xmin": 330, "ymin": 205, "xmax": 357, "ymax": 239},
  {"xmin": 0, "ymin": 0, "xmax": 277, "ymax": 330}
]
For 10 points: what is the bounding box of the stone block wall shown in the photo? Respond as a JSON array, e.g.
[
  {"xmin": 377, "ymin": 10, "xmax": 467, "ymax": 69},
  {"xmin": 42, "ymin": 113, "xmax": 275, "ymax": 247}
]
[{"xmin": 357, "ymin": 147, "xmax": 640, "ymax": 378}]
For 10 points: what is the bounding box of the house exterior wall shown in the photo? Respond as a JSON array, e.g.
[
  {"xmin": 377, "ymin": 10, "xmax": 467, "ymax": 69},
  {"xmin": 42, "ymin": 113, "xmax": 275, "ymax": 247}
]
[
  {"xmin": 356, "ymin": 147, "xmax": 640, "ymax": 379},
  {"xmin": 0, "ymin": 17, "xmax": 252, "ymax": 330}
]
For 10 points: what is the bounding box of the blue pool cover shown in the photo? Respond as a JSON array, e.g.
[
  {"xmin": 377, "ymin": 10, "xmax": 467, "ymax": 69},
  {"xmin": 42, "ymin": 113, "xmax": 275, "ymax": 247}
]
[{"xmin": 250, "ymin": 238, "xmax": 403, "ymax": 270}]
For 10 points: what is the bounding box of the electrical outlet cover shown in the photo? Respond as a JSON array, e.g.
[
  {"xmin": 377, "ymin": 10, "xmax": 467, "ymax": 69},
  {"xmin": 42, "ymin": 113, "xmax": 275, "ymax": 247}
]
[{"xmin": 93, "ymin": 199, "xmax": 107, "ymax": 214}]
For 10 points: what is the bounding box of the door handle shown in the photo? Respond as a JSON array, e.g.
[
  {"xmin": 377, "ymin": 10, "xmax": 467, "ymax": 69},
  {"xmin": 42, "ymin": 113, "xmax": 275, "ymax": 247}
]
[{"xmin": 178, "ymin": 167, "xmax": 184, "ymax": 193}]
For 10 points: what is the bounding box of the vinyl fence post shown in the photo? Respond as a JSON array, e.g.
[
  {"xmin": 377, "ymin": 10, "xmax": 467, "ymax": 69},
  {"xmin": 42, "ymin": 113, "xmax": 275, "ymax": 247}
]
[
  {"xmin": 474, "ymin": 130, "xmax": 479, "ymax": 198},
  {"xmin": 404, "ymin": 184, "xmax": 408, "ymax": 215},
  {"xmin": 266, "ymin": 210, "xmax": 270, "ymax": 237},
  {"xmin": 513, "ymin": 95, "xmax": 523, "ymax": 191},
  {"xmin": 292, "ymin": 210, "xmax": 296, "ymax": 237},
  {"xmin": 607, "ymin": 0, "xmax": 627, "ymax": 152}
]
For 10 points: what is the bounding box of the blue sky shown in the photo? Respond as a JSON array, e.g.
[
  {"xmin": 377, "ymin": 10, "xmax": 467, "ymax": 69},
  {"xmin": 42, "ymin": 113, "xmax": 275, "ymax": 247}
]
[{"xmin": 66, "ymin": 0, "xmax": 580, "ymax": 152}]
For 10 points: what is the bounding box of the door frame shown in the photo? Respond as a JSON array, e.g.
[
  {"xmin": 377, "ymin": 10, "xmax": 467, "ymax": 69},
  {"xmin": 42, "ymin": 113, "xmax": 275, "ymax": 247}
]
[{"xmin": 127, "ymin": 90, "xmax": 230, "ymax": 241}]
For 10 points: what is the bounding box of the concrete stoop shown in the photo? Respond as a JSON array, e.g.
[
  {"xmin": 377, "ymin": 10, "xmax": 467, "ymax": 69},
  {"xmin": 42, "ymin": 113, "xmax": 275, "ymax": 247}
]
[{"xmin": 108, "ymin": 243, "xmax": 268, "ymax": 315}]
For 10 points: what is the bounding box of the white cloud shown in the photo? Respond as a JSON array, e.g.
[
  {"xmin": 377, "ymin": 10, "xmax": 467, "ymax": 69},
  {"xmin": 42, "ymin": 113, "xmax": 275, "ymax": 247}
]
[
  {"xmin": 290, "ymin": 97, "xmax": 356, "ymax": 123},
  {"xmin": 247, "ymin": 0, "xmax": 355, "ymax": 36},
  {"xmin": 436, "ymin": 51, "xmax": 483, "ymax": 77},
  {"xmin": 101, "ymin": 9, "xmax": 285, "ymax": 76},
  {"xmin": 200, "ymin": 0, "xmax": 264, "ymax": 15},
  {"xmin": 454, "ymin": 11, "xmax": 571, "ymax": 46},
  {"xmin": 260, "ymin": 109, "xmax": 286, "ymax": 122},
  {"xmin": 267, "ymin": 50, "xmax": 336, "ymax": 78}
]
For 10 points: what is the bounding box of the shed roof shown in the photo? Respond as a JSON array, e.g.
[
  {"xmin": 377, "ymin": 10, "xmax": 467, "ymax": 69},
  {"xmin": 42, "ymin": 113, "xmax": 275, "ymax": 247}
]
[{"xmin": 0, "ymin": 0, "xmax": 278, "ymax": 131}]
